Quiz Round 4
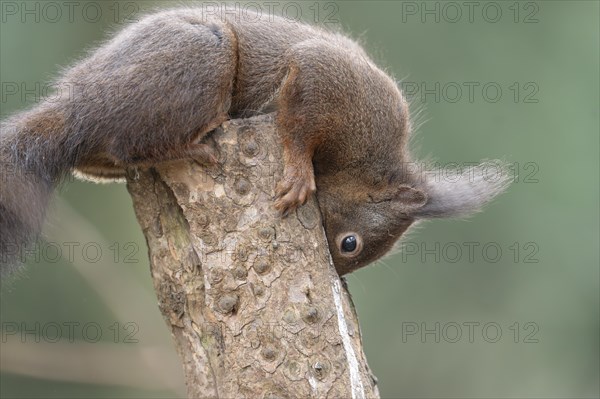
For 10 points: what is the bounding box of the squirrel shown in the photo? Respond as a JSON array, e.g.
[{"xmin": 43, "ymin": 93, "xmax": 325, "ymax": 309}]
[{"xmin": 0, "ymin": 7, "xmax": 510, "ymax": 277}]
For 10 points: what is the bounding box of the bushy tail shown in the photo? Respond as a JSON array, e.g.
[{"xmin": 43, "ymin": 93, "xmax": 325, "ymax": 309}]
[{"xmin": 0, "ymin": 104, "xmax": 74, "ymax": 277}]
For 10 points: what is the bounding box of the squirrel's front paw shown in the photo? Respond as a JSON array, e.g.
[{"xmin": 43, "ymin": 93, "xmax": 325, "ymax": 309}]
[{"xmin": 274, "ymin": 166, "xmax": 316, "ymax": 217}]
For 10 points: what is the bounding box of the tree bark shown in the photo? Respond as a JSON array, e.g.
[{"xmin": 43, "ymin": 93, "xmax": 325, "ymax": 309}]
[{"xmin": 126, "ymin": 114, "xmax": 379, "ymax": 399}]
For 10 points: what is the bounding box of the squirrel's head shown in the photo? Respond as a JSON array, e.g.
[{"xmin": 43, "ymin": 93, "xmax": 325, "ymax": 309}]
[
  {"xmin": 317, "ymin": 178, "xmax": 426, "ymax": 275},
  {"xmin": 317, "ymin": 162, "xmax": 511, "ymax": 275}
]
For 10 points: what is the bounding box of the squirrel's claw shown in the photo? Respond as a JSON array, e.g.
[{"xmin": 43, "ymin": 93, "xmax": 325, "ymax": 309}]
[{"xmin": 274, "ymin": 170, "xmax": 316, "ymax": 217}]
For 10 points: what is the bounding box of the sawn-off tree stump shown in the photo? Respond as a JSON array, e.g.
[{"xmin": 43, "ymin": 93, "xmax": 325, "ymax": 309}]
[{"xmin": 126, "ymin": 114, "xmax": 379, "ymax": 399}]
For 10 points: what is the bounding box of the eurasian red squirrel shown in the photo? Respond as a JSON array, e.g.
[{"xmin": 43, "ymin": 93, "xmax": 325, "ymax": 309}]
[{"xmin": 0, "ymin": 8, "xmax": 510, "ymax": 276}]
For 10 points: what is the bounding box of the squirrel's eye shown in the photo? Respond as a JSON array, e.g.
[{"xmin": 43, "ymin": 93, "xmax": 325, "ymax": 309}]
[
  {"xmin": 341, "ymin": 235, "xmax": 357, "ymax": 252},
  {"xmin": 336, "ymin": 232, "xmax": 362, "ymax": 257}
]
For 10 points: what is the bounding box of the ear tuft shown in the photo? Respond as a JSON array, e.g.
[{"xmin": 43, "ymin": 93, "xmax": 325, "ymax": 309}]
[{"xmin": 413, "ymin": 160, "xmax": 511, "ymax": 218}]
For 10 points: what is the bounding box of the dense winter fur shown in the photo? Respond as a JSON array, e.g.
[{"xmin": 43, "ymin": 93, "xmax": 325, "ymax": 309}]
[
  {"xmin": 0, "ymin": 8, "xmax": 510, "ymax": 276},
  {"xmin": 0, "ymin": 103, "xmax": 74, "ymax": 274}
]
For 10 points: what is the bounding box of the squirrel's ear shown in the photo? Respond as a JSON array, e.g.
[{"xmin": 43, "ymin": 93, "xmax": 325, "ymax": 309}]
[
  {"xmin": 412, "ymin": 161, "xmax": 511, "ymax": 219},
  {"xmin": 393, "ymin": 185, "xmax": 428, "ymax": 212}
]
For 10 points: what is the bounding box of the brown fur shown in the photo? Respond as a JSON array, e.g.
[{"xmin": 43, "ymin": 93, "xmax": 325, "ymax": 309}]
[{"xmin": 0, "ymin": 7, "xmax": 510, "ymax": 276}]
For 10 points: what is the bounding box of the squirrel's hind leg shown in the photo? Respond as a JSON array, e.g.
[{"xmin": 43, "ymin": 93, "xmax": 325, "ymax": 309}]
[
  {"xmin": 73, "ymin": 137, "xmax": 221, "ymax": 183},
  {"xmin": 74, "ymin": 16, "xmax": 237, "ymax": 179}
]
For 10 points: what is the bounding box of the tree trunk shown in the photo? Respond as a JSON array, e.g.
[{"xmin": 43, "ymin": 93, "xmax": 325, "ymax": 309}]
[{"xmin": 126, "ymin": 114, "xmax": 379, "ymax": 399}]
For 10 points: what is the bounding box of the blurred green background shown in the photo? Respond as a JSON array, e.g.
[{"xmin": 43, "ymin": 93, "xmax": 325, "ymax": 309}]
[{"xmin": 1, "ymin": 1, "xmax": 598, "ymax": 398}]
